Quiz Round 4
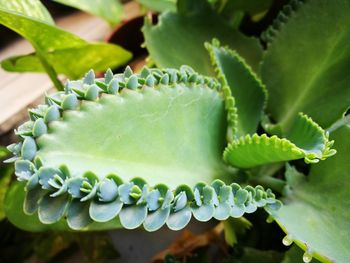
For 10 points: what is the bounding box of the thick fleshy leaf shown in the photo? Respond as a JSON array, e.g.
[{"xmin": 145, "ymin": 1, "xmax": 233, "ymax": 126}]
[
  {"xmin": 224, "ymin": 113, "xmax": 335, "ymax": 168},
  {"xmin": 0, "ymin": 2, "xmax": 131, "ymax": 79},
  {"xmin": 67, "ymin": 199, "xmax": 93, "ymax": 230},
  {"xmin": 143, "ymin": 0, "xmax": 262, "ymax": 75},
  {"xmin": 206, "ymin": 40, "xmax": 266, "ymax": 137},
  {"xmin": 119, "ymin": 205, "xmax": 148, "ymax": 229},
  {"xmin": 24, "ymin": 185, "xmax": 47, "ymax": 214},
  {"xmin": 38, "ymin": 193, "xmax": 70, "ymax": 224},
  {"xmin": 166, "ymin": 206, "xmax": 192, "ymax": 231},
  {"xmin": 53, "ymin": 0, "xmax": 123, "ymax": 26},
  {"xmin": 89, "ymin": 199, "xmax": 123, "ymax": 222},
  {"xmin": 261, "ymin": 0, "xmax": 350, "ymax": 130},
  {"xmin": 268, "ymin": 125, "xmax": 350, "ymax": 262},
  {"xmin": 7, "ymin": 67, "xmax": 280, "ymax": 231},
  {"xmin": 36, "ymin": 84, "xmax": 230, "ymax": 189},
  {"xmin": 5, "ymin": 182, "xmax": 122, "ymax": 232},
  {"xmin": 143, "ymin": 207, "xmax": 171, "ymax": 231}
]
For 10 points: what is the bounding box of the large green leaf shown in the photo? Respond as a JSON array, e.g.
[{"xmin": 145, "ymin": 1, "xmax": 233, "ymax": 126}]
[
  {"xmin": 261, "ymin": 0, "xmax": 350, "ymax": 131},
  {"xmin": 268, "ymin": 125, "xmax": 350, "ymax": 262},
  {"xmin": 6, "ymin": 66, "xmax": 280, "ymax": 231},
  {"xmin": 142, "ymin": 0, "xmax": 263, "ymax": 75},
  {"xmin": 0, "ymin": 1, "xmax": 131, "ymax": 79},
  {"xmin": 53, "ymin": 0, "xmax": 123, "ymax": 26},
  {"xmin": 207, "ymin": 40, "xmax": 266, "ymax": 137}
]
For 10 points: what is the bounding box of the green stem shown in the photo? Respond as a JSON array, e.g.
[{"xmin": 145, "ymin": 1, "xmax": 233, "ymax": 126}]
[
  {"xmin": 36, "ymin": 50, "xmax": 64, "ymax": 91},
  {"xmin": 326, "ymin": 114, "xmax": 350, "ymax": 133},
  {"xmin": 250, "ymin": 176, "xmax": 286, "ymax": 194}
]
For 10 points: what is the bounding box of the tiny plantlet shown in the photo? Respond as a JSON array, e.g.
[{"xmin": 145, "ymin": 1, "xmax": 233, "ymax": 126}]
[{"xmin": 2, "ymin": 0, "xmax": 350, "ymax": 262}]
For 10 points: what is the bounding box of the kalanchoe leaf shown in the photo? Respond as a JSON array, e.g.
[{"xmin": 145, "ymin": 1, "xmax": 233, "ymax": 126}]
[
  {"xmin": 32, "ymin": 118, "xmax": 47, "ymax": 137},
  {"xmin": 118, "ymin": 183, "xmax": 135, "ymax": 205},
  {"xmin": 89, "ymin": 198, "xmax": 123, "ymax": 222},
  {"xmin": 62, "ymin": 93, "xmax": 78, "ymax": 110},
  {"xmin": 44, "ymin": 105, "xmax": 60, "ymax": 123},
  {"xmin": 143, "ymin": 206, "xmax": 171, "ymax": 232},
  {"xmin": 38, "ymin": 167, "xmax": 64, "ymax": 190},
  {"xmin": 16, "ymin": 121, "xmax": 34, "ymax": 136},
  {"xmin": 21, "ymin": 137, "xmax": 37, "ymax": 160},
  {"xmin": 83, "ymin": 69, "xmax": 95, "ymax": 85},
  {"xmin": 24, "ymin": 185, "xmax": 47, "ymax": 214},
  {"xmin": 126, "ymin": 75, "xmax": 139, "ymax": 90},
  {"xmin": 206, "ymin": 40, "xmax": 267, "ymax": 138},
  {"xmin": 224, "ymin": 113, "xmax": 335, "ymax": 168},
  {"xmin": 104, "ymin": 68, "xmax": 114, "ymax": 84},
  {"xmin": 97, "ymin": 178, "xmax": 119, "ymax": 202},
  {"xmin": 67, "ymin": 199, "xmax": 92, "ymax": 230},
  {"xmin": 15, "ymin": 160, "xmax": 35, "ymax": 181},
  {"xmin": 107, "ymin": 79, "xmax": 119, "ymax": 94},
  {"xmin": 145, "ymin": 74, "xmax": 156, "ymax": 87},
  {"xmin": 140, "ymin": 66, "xmax": 151, "ymax": 79},
  {"xmin": 38, "ymin": 193, "xmax": 70, "ymax": 224},
  {"xmin": 123, "ymin": 65, "xmax": 133, "ymax": 78},
  {"xmin": 26, "ymin": 173, "xmax": 39, "ymax": 191},
  {"xmin": 166, "ymin": 206, "xmax": 192, "ymax": 231},
  {"xmin": 68, "ymin": 177, "xmax": 85, "ymax": 199},
  {"xmin": 119, "ymin": 204, "xmax": 148, "ymax": 229},
  {"xmin": 6, "ymin": 66, "xmax": 282, "ymax": 232},
  {"xmin": 84, "ymin": 84, "xmax": 100, "ymax": 101}
]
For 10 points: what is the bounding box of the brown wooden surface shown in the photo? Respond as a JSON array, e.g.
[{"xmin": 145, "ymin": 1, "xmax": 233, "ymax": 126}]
[{"xmin": 0, "ymin": 2, "xmax": 140, "ymax": 134}]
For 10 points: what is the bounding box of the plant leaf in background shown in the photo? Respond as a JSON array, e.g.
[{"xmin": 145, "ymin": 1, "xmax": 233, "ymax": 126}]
[
  {"xmin": 0, "ymin": 0, "xmax": 54, "ymax": 24},
  {"xmin": 137, "ymin": 0, "xmax": 176, "ymax": 12},
  {"xmin": 53, "ymin": 0, "xmax": 123, "ymax": 26},
  {"xmin": 143, "ymin": 0, "xmax": 263, "ymax": 76},
  {"xmin": 261, "ymin": 0, "xmax": 350, "ymax": 131},
  {"xmin": 0, "ymin": 146, "xmax": 12, "ymax": 221},
  {"xmin": 207, "ymin": 40, "xmax": 266, "ymax": 137},
  {"xmin": 267, "ymin": 125, "xmax": 350, "ymax": 262},
  {"xmin": 0, "ymin": 0, "xmax": 131, "ymax": 89}
]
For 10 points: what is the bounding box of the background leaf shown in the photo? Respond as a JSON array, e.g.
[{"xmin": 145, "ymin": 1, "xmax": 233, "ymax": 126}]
[
  {"xmin": 0, "ymin": 0, "xmax": 54, "ymax": 24},
  {"xmin": 268, "ymin": 125, "xmax": 350, "ymax": 262},
  {"xmin": 0, "ymin": 1, "xmax": 131, "ymax": 79},
  {"xmin": 143, "ymin": 0, "xmax": 263, "ymax": 75},
  {"xmin": 53, "ymin": 0, "xmax": 123, "ymax": 26},
  {"xmin": 137, "ymin": 0, "xmax": 176, "ymax": 12},
  {"xmin": 207, "ymin": 41, "xmax": 266, "ymax": 137},
  {"xmin": 261, "ymin": 0, "xmax": 350, "ymax": 131}
]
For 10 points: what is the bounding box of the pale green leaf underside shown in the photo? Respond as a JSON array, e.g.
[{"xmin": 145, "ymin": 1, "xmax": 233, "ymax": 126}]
[
  {"xmin": 206, "ymin": 40, "xmax": 266, "ymax": 137},
  {"xmin": 268, "ymin": 125, "xmax": 350, "ymax": 263},
  {"xmin": 142, "ymin": 1, "xmax": 262, "ymax": 75},
  {"xmin": 261, "ymin": 0, "xmax": 350, "ymax": 130},
  {"xmin": 0, "ymin": 5, "xmax": 131, "ymax": 78},
  {"xmin": 53, "ymin": 0, "xmax": 123, "ymax": 26},
  {"xmin": 38, "ymin": 85, "xmax": 230, "ymax": 188},
  {"xmin": 224, "ymin": 113, "xmax": 335, "ymax": 168}
]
